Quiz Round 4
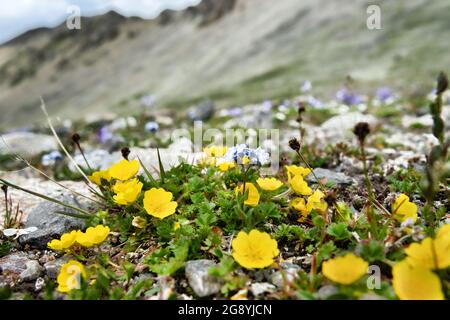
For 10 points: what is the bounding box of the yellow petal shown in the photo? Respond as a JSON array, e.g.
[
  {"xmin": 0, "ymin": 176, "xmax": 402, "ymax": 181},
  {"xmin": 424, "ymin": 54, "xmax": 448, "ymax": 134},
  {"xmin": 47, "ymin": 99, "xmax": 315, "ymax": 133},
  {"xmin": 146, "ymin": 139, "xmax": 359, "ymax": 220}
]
[
  {"xmin": 306, "ymin": 190, "xmax": 328, "ymax": 213},
  {"xmin": 232, "ymin": 229, "xmax": 279, "ymax": 269},
  {"xmin": 235, "ymin": 183, "xmax": 260, "ymax": 206},
  {"xmin": 256, "ymin": 177, "xmax": 283, "ymax": 191},
  {"xmin": 289, "ymin": 175, "xmax": 312, "ymax": 196},
  {"xmin": 392, "ymin": 194, "xmax": 418, "ymax": 222},
  {"xmin": 143, "ymin": 188, "xmax": 178, "ymax": 219},
  {"xmin": 285, "ymin": 165, "xmax": 311, "ymax": 181},
  {"xmin": 109, "ymin": 159, "xmax": 140, "ymax": 181},
  {"xmin": 322, "ymin": 253, "xmax": 368, "ymax": 285},
  {"xmin": 57, "ymin": 260, "xmax": 87, "ymax": 293},
  {"xmin": 392, "ymin": 259, "xmax": 444, "ymax": 300}
]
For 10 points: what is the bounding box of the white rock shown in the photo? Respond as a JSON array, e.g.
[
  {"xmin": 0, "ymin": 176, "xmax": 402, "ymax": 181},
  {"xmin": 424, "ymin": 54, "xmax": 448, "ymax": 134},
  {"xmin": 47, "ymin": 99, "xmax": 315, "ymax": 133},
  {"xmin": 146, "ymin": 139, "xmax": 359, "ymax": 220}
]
[{"xmin": 0, "ymin": 132, "xmax": 57, "ymax": 158}]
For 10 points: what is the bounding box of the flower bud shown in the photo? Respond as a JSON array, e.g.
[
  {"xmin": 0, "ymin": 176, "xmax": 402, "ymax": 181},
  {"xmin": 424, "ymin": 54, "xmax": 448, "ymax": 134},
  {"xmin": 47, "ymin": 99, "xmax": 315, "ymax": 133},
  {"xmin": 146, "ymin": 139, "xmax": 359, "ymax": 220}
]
[
  {"xmin": 437, "ymin": 72, "xmax": 448, "ymax": 95},
  {"xmin": 353, "ymin": 122, "xmax": 370, "ymax": 144},
  {"xmin": 288, "ymin": 138, "xmax": 301, "ymax": 152},
  {"xmin": 121, "ymin": 147, "xmax": 131, "ymax": 160},
  {"xmin": 71, "ymin": 133, "xmax": 81, "ymax": 144}
]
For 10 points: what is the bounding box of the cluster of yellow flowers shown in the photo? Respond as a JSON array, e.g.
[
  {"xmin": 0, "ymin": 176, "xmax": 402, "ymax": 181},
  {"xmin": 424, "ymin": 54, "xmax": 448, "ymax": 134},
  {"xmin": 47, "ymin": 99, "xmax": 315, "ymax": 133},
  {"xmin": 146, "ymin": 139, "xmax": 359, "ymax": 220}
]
[
  {"xmin": 47, "ymin": 225, "xmax": 110, "ymax": 251},
  {"xmin": 235, "ymin": 177, "xmax": 284, "ymax": 207},
  {"xmin": 286, "ymin": 165, "xmax": 327, "ymax": 221},
  {"xmin": 392, "ymin": 224, "xmax": 450, "ymax": 300},
  {"xmin": 90, "ymin": 159, "xmax": 178, "ymax": 220}
]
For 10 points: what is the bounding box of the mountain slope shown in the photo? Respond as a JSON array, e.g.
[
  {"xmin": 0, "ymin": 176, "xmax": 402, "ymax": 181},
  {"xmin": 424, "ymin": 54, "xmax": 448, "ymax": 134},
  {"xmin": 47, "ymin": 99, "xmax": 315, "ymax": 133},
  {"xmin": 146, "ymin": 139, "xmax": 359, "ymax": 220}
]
[{"xmin": 0, "ymin": 0, "xmax": 449, "ymax": 128}]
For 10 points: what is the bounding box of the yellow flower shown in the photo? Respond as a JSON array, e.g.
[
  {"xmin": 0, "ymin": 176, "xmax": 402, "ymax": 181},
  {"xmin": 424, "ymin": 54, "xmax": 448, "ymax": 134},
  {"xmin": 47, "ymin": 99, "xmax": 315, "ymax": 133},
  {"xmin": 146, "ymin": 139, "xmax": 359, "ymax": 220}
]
[
  {"xmin": 256, "ymin": 177, "xmax": 283, "ymax": 191},
  {"xmin": 289, "ymin": 175, "xmax": 312, "ymax": 196},
  {"xmin": 322, "ymin": 253, "xmax": 368, "ymax": 285},
  {"xmin": 404, "ymin": 224, "xmax": 450, "ymax": 270},
  {"xmin": 242, "ymin": 156, "xmax": 250, "ymax": 165},
  {"xmin": 203, "ymin": 146, "xmax": 227, "ymax": 158},
  {"xmin": 112, "ymin": 178, "xmax": 143, "ymax": 205},
  {"xmin": 76, "ymin": 225, "xmax": 110, "ymax": 248},
  {"xmin": 392, "ymin": 193, "xmax": 418, "ymax": 222},
  {"xmin": 306, "ymin": 190, "xmax": 328, "ymax": 213},
  {"xmin": 392, "ymin": 260, "xmax": 444, "ymax": 300},
  {"xmin": 88, "ymin": 170, "xmax": 111, "ymax": 185},
  {"xmin": 47, "ymin": 230, "xmax": 78, "ymax": 251},
  {"xmin": 235, "ymin": 183, "xmax": 260, "ymax": 206},
  {"xmin": 109, "ymin": 159, "xmax": 140, "ymax": 181},
  {"xmin": 57, "ymin": 260, "xmax": 87, "ymax": 293},
  {"xmin": 174, "ymin": 221, "xmax": 181, "ymax": 231},
  {"xmin": 291, "ymin": 197, "xmax": 309, "ymax": 221},
  {"xmin": 232, "ymin": 229, "xmax": 279, "ymax": 269},
  {"xmin": 285, "ymin": 165, "xmax": 311, "ymax": 181},
  {"xmin": 143, "ymin": 188, "xmax": 178, "ymax": 219},
  {"xmin": 132, "ymin": 216, "xmax": 147, "ymax": 229},
  {"xmin": 217, "ymin": 161, "xmax": 235, "ymax": 172}
]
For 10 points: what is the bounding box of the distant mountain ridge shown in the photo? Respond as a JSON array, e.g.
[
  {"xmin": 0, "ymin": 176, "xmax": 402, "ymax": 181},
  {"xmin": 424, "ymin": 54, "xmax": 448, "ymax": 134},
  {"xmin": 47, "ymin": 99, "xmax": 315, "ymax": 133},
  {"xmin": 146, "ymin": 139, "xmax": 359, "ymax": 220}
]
[{"xmin": 0, "ymin": 0, "xmax": 449, "ymax": 128}]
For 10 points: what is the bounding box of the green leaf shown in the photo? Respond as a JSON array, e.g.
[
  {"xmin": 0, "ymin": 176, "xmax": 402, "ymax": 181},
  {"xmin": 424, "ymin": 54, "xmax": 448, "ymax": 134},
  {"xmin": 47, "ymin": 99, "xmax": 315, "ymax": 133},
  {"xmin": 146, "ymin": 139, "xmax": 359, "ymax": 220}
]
[
  {"xmin": 326, "ymin": 222, "xmax": 351, "ymax": 240},
  {"xmin": 156, "ymin": 147, "xmax": 166, "ymax": 183}
]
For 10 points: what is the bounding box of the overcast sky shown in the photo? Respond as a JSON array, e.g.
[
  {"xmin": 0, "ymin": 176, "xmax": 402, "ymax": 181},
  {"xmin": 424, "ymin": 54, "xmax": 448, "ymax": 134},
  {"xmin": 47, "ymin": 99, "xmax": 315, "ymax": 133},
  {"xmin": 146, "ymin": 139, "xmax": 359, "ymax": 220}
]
[{"xmin": 0, "ymin": 0, "xmax": 201, "ymax": 43}]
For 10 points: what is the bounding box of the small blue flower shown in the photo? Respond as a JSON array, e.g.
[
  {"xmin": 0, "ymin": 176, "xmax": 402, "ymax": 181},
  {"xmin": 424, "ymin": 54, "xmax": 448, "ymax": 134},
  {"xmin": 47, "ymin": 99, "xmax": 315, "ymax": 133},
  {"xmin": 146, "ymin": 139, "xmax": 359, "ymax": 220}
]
[
  {"xmin": 97, "ymin": 126, "xmax": 113, "ymax": 144},
  {"xmin": 42, "ymin": 150, "xmax": 63, "ymax": 166},
  {"xmin": 145, "ymin": 121, "xmax": 160, "ymax": 133},
  {"xmin": 376, "ymin": 87, "xmax": 393, "ymax": 102},
  {"xmin": 336, "ymin": 88, "xmax": 362, "ymax": 106},
  {"xmin": 221, "ymin": 144, "xmax": 270, "ymax": 166}
]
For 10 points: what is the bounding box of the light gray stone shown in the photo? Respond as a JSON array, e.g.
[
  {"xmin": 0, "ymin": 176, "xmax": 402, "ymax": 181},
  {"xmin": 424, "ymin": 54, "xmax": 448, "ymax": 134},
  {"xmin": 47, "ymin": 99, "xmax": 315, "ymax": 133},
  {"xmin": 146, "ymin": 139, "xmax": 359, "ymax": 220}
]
[
  {"xmin": 306, "ymin": 168, "xmax": 354, "ymax": 186},
  {"xmin": 250, "ymin": 282, "xmax": 276, "ymax": 297},
  {"xmin": 19, "ymin": 260, "xmax": 43, "ymax": 282},
  {"xmin": 0, "ymin": 252, "xmax": 33, "ymax": 285},
  {"xmin": 44, "ymin": 256, "xmax": 72, "ymax": 279},
  {"xmin": 269, "ymin": 263, "xmax": 301, "ymax": 288},
  {"xmin": 0, "ymin": 132, "xmax": 58, "ymax": 158},
  {"xmin": 185, "ymin": 260, "xmax": 222, "ymax": 297}
]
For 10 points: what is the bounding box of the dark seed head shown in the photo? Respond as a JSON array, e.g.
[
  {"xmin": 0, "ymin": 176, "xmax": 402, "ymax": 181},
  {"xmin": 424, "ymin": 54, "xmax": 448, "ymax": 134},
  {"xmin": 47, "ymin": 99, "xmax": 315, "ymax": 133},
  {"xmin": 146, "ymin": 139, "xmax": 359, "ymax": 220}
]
[
  {"xmin": 353, "ymin": 122, "xmax": 370, "ymax": 144},
  {"xmin": 71, "ymin": 133, "xmax": 81, "ymax": 144},
  {"xmin": 324, "ymin": 191, "xmax": 337, "ymax": 206},
  {"xmin": 296, "ymin": 103, "xmax": 306, "ymax": 123},
  {"xmin": 437, "ymin": 72, "xmax": 448, "ymax": 95},
  {"xmin": 1, "ymin": 184, "xmax": 7, "ymax": 194},
  {"xmin": 288, "ymin": 138, "xmax": 301, "ymax": 152},
  {"xmin": 121, "ymin": 147, "xmax": 131, "ymax": 160}
]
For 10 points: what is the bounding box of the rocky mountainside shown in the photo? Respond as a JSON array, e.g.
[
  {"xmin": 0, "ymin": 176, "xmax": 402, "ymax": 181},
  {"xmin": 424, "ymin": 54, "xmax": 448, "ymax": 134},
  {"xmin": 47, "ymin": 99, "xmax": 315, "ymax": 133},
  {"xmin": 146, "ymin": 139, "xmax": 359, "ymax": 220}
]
[{"xmin": 0, "ymin": 0, "xmax": 449, "ymax": 128}]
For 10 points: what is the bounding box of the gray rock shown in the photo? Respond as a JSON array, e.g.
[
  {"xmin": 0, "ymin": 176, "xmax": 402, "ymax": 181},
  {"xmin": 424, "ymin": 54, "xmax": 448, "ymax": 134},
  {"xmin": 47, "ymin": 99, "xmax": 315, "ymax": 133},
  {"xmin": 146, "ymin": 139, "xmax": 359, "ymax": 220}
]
[
  {"xmin": 250, "ymin": 282, "xmax": 276, "ymax": 297},
  {"xmin": 19, "ymin": 260, "xmax": 43, "ymax": 282},
  {"xmin": 185, "ymin": 260, "xmax": 222, "ymax": 297},
  {"xmin": 0, "ymin": 252, "xmax": 32, "ymax": 285},
  {"xmin": 44, "ymin": 256, "xmax": 72, "ymax": 279},
  {"xmin": 315, "ymin": 285, "xmax": 338, "ymax": 299},
  {"xmin": 269, "ymin": 264, "xmax": 301, "ymax": 288},
  {"xmin": 0, "ymin": 132, "xmax": 58, "ymax": 158},
  {"xmin": 306, "ymin": 168, "xmax": 354, "ymax": 186},
  {"xmin": 19, "ymin": 194, "xmax": 86, "ymax": 249},
  {"xmin": 187, "ymin": 100, "xmax": 215, "ymax": 121}
]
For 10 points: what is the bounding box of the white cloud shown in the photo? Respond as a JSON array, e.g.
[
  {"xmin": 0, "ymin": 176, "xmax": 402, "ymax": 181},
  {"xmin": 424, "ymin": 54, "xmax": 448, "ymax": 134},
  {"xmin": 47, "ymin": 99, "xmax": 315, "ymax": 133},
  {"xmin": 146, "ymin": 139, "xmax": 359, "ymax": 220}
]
[{"xmin": 0, "ymin": 0, "xmax": 201, "ymax": 43}]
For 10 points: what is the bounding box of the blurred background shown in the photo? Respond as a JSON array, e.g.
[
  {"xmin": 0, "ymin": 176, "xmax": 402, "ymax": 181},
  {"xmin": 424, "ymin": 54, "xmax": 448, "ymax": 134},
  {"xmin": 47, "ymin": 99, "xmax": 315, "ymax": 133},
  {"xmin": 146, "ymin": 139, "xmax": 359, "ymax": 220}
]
[{"xmin": 0, "ymin": 0, "xmax": 449, "ymax": 128}]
